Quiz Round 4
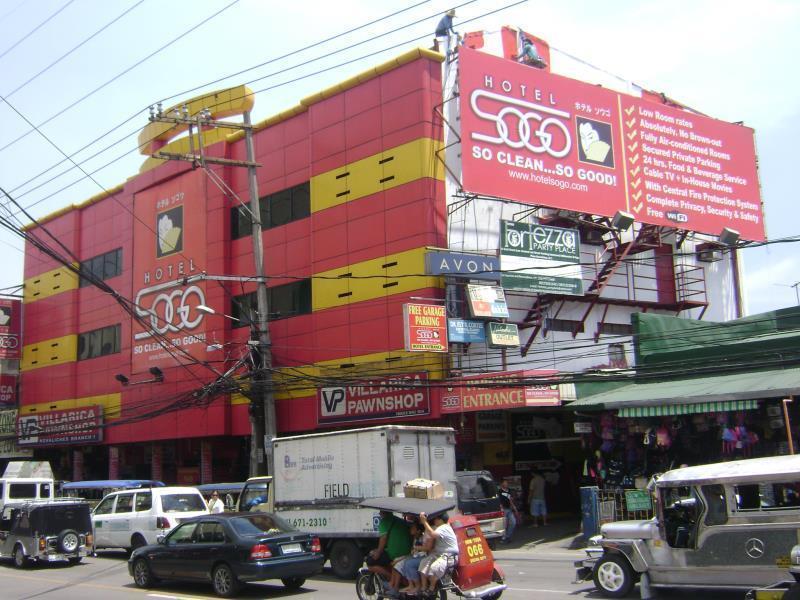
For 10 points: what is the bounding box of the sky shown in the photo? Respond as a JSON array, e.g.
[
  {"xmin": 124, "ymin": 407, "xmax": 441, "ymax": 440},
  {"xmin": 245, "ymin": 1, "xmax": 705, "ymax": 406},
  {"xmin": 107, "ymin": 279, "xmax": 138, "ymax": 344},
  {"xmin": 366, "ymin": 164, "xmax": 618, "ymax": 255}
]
[{"xmin": 0, "ymin": 0, "xmax": 798, "ymax": 315}]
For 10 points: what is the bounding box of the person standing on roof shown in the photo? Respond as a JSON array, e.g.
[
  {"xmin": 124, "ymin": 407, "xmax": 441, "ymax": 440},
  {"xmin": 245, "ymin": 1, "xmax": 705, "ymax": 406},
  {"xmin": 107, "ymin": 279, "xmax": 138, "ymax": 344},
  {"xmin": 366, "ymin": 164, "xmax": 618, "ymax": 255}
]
[
  {"xmin": 435, "ymin": 9, "xmax": 457, "ymax": 57},
  {"xmin": 517, "ymin": 37, "xmax": 547, "ymax": 69}
]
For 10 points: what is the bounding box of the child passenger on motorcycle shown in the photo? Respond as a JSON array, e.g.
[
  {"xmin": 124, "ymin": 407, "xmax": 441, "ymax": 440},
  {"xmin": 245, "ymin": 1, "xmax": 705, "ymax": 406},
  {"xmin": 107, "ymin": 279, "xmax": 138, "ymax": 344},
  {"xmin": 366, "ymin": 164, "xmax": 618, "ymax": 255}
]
[
  {"xmin": 396, "ymin": 520, "xmax": 434, "ymax": 595},
  {"xmin": 418, "ymin": 512, "xmax": 459, "ymax": 594}
]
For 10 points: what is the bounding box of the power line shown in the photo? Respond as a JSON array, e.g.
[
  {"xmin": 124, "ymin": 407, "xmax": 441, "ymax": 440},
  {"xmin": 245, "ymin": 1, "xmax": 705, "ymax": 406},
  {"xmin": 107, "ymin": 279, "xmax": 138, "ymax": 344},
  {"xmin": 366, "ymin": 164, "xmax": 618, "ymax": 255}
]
[
  {"xmin": 0, "ymin": 0, "xmax": 76, "ymax": 62},
  {"xmin": 0, "ymin": 0, "xmax": 147, "ymax": 105},
  {"xmin": 0, "ymin": 0, "xmax": 241, "ymax": 156}
]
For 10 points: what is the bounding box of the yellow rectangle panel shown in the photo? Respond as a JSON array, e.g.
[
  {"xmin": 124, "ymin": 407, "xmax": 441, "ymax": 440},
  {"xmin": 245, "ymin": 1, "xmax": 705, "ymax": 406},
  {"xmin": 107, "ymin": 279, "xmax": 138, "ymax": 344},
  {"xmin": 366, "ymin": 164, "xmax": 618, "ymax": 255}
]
[
  {"xmin": 24, "ymin": 265, "xmax": 79, "ymax": 303},
  {"xmin": 19, "ymin": 393, "xmax": 122, "ymax": 420},
  {"xmin": 316, "ymin": 350, "xmax": 448, "ymax": 381},
  {"xmin": 21, "ymin": 334, "xmax": 78, "ymax": 371},
  {"xmin": 311, "ymin": 137, "xmax": 444, "ymax": 213},
  {"xmin": 313, "ymin": 247, "xmax": 441, "ymax": 312}
]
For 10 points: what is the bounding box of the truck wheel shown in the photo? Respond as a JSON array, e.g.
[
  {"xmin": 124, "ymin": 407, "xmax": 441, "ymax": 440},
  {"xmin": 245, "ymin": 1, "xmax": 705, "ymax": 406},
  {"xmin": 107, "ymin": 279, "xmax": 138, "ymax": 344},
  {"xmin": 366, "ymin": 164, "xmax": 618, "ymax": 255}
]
[
  {"xmin": 58, "ymin": 529, "xmax": 80, "ymax": 553},
  {"xmin": 13, "ymin": 545, "xmax": 28, "ymax": 569},
  {"xmin": 131, "ymin": 534, "xmax": 147, "ymax": 550},
  {"xmin": 329, "ymin": 540, "xmax": 363, "ymax": 579},
  {"xmin": 593, "ymin": 555, "xmax": 635, "ymax": 598},
  {"xmin": 281, "ymin": 577, "xmax": 305, "ymax": 590}
]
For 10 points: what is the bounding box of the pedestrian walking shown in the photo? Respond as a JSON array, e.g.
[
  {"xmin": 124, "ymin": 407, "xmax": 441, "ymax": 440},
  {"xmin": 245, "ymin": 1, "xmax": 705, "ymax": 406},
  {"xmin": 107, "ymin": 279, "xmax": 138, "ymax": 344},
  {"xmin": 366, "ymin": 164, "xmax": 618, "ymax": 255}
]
[
  {"xmin": 498, "ymin": 478, "xmax": 519, "ymax": 543},
  {"xmin": 528, "ymin": 471, "xmax": 548, "ymax": 527}
]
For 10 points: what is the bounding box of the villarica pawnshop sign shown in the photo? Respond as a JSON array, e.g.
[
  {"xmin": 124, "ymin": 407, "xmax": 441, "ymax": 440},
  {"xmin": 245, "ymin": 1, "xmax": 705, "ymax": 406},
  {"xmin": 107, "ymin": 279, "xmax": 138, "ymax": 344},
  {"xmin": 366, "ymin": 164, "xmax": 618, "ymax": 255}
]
[
  {"xmin": 458, "ymin": 46, "xmax": 765, "ymax": 241},
  {"xmin": 500, "ymin": 220, "xmax": 583, "ymax": 296}
]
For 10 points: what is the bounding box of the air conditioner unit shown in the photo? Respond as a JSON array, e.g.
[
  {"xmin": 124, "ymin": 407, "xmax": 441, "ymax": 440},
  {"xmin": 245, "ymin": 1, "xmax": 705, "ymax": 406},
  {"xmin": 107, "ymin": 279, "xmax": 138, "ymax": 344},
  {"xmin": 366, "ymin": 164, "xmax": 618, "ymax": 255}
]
[
  {"xmin": 583, "ymin": 229, "xmax": 605, "ymax": 244},
  {"xmin": 696, "ymin": 244, "xmax": 722, "ymax": 263}
]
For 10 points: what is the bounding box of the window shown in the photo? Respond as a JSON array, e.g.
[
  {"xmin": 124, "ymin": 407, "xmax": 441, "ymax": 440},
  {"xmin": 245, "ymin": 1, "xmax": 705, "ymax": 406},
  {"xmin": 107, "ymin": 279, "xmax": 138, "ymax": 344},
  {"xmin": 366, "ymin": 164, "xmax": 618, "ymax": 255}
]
[
  {"xmin": 135, "ymin": 492, "xmax": 152, "ymax": 512},
  {"xmin": 545, "ymin": 318, "xmax": 584, "ymax": 334},
  {"xmin": 78, "ymin": 324, "xmax": 121, "ymax": 360},
  {"xmin": 231, "ymin": 182, "xmax": 310, "ymax": 239},
  {"xmin": 8, "ymin": 483, "xmax": 36, "ymax": 499},
  {"xmin": 735, "ymin": 481, "xmax": 800, "ymax": 511},
  {"xmin": 195, "ymin": 521, "xmax": 226, "ymax": 543},
  {"xmin": 160, "ymin": 493, "xmax": 207, "ymax": 513},
  {"xmin": 702, "ymin": 485, "xmax": 728, "ymax": 525},
  {"xmin": 94, "ymin": 496, "xmax": 115, "ymax": 515},
  {"xmin": 115, "ymin": 494, "xmax": 134, "ymax": 513},
  {"xmin": 79, "ymin": 248, "xmax": 122, "ymax": 287},
  {"xmin": 39, "ymin": 483, "xmax": 51, "ymax": 499},
  {"xmin": 230, "ymin": 280, "xmax": 311, "ymax": 328},
  {"xmin": 598, "ymin": 323, "xmax": 633, "ymax": 335},
  {"xmin": 167, "ymin": 522, "xmax": 197, "ymax": 545},
  {"xmin": 661, "ymin": 486, "xmax": 700, "ymax": 548}
]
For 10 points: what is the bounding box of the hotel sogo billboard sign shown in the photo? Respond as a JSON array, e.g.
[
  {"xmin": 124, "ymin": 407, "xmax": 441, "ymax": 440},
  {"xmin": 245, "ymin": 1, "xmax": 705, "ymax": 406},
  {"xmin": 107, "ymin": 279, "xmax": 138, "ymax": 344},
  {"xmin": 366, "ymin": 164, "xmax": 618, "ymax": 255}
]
[
  {"xmin": 0, "ymin": 299, "xmax": 21, "ymax": 360},
  {"xmin": 458, "ymin": 46, "xmax": 765, "ymax": 241},
  {"xmin": 132, "ymin": 171, "xmax": 208, "ymax": 372}
]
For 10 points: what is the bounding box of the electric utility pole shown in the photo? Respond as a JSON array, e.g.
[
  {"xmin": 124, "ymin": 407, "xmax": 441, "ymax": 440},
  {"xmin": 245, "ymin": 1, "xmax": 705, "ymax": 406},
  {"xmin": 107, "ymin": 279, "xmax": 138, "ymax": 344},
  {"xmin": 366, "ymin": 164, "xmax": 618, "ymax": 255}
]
[{"xmin": 148, "ymin": 104, "xmax": 276, "ymax": 477}]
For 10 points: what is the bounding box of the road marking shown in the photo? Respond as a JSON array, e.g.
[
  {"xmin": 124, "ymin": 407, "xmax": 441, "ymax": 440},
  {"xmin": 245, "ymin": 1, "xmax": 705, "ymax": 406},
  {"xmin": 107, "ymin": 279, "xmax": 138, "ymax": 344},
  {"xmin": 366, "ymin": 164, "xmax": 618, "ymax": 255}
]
[{"xmin": 509, "ymin": 586, "xmax": 592, "ymax": 594}]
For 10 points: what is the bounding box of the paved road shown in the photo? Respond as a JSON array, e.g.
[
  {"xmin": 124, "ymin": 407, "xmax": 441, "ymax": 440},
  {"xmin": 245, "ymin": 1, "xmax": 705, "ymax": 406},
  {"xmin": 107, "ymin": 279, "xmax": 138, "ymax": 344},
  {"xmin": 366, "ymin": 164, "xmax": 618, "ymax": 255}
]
[{"xmin": 0, "ymin": 548, "xmax": 754, "ymax": 600}]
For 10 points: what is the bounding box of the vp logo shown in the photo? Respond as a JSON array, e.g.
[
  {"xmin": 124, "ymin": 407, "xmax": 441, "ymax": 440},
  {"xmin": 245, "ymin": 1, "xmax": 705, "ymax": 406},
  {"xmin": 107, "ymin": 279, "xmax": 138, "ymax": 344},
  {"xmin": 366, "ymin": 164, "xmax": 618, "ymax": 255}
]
[{"xmin": 320, "ymin": 387, "xmax": 346, "ymax": 416}]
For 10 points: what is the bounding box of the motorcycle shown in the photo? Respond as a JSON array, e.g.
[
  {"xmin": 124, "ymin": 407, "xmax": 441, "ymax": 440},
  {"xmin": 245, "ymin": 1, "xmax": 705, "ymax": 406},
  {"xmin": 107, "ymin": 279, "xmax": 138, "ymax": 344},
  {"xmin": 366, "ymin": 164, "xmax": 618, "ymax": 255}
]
[{"xmin": 355, "ymin": 496, "xmax": 506, "ymax": 600}]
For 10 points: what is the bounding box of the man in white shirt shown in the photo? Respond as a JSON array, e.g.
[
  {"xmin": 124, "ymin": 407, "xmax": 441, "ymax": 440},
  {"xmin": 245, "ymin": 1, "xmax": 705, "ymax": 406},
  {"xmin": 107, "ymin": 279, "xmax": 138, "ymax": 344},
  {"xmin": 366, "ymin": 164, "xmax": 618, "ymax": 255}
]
[
  {"xmin": 207, "ymin": 490, "xmax": 224, "ymax": 513},
  {"xmin": 418, "ymin": 512, "xmax": 459, "ymax": 593}
]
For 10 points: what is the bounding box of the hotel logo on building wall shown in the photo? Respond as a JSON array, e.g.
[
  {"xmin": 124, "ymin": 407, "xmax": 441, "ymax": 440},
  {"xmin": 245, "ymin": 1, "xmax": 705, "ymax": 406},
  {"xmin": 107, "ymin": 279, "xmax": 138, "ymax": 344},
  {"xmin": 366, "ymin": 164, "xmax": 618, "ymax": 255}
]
[{"xmin": 132, "ymin": 173, "xmax": 208, "ymax": 372}]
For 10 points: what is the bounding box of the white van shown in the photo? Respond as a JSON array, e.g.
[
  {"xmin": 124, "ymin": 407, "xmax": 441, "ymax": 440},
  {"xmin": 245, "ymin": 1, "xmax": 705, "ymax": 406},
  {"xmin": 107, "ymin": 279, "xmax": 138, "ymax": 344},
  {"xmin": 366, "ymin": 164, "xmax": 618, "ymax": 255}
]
[{"xmin": 92, "ymin": 486, "xmax": 208, "ymax": 551}]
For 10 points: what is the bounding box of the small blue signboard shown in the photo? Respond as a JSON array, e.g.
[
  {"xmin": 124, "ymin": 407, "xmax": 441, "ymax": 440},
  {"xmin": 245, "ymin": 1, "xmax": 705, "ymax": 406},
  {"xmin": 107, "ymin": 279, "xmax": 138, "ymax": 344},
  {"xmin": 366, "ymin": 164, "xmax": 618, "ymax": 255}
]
[{"xmin": 448, "ymin": 319, "xmax": 486, "ymax": 343}]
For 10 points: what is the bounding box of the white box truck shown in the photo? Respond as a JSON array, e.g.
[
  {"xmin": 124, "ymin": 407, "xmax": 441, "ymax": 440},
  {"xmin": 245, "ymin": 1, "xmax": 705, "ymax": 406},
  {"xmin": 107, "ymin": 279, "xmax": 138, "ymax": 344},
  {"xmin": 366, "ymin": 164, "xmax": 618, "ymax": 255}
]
[{"xmin": 237, "ymin": 425, "xmax": 457, "ymax": 578}]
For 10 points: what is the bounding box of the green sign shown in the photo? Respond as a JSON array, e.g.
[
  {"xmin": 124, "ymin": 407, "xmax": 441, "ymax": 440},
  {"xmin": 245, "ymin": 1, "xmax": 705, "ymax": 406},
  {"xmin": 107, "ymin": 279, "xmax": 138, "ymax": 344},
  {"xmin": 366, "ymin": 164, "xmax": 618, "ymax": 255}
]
[
  {"xmin": 499, "ymin": 220, "xmax": 584, "ymax": 296},
  {"xmin": 625, "ymin": 489, "xmax": 652, "ymax": 512}
]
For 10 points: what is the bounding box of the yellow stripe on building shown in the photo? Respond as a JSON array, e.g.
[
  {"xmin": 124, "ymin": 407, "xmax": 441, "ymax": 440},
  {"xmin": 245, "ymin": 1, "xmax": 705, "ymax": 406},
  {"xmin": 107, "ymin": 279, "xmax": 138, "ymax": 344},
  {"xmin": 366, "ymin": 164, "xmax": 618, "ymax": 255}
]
[
  {"xmin": 21, "ymin": 334, "xmax": 78, "ymax": 371},
  {"xmin": 18, "ymin": 393, "xmax": 122, "ymax": 420},
  {"xmin": 23, "ymin": 264, "xmax": 79, "ymax": 303},
  {"xmin": 313, "ymin": 247, "xmax": 441, "ymax": 312},
  {"xmin": 311, "ymin": 137, "xmax": 444, "ymax": 213}
]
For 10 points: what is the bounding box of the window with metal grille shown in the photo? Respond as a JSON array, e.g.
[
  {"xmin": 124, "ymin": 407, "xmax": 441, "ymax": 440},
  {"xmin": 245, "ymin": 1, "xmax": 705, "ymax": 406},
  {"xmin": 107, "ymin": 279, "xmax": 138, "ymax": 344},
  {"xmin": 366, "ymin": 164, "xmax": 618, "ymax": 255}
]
[
  {"xmin": 231, "ymin": 280, "xmax": 312, "ymax": 328},
  {"xmin": 545, "ymin": 318, "xmax": 584, "ymax": 333},
  {"xmin": 231, "ymin": 182, "xmax": 310, "ymax": 239},
  {"xmin": 79, "ymin": 248, "xmax": 122, "ymax": 287},
  {"xmin": 598, "ymin": 322, "xmax": 633, "ymax": 335},
  {"xmin": 77, "ymin": 324, "xmax": 121, "ymax": 360}
]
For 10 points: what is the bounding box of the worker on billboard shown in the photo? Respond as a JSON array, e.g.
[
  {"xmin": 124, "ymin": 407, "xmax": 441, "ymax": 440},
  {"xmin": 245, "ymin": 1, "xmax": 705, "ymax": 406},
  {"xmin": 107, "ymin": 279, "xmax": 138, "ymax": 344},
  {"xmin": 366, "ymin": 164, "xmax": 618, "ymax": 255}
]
[
  {"xmin": 517, "ymin": 37, "xmax": 547, "ymax": 69},
  {"xmin": 435, "ymin": 9, "xmax": 457, "ymax": 56}
]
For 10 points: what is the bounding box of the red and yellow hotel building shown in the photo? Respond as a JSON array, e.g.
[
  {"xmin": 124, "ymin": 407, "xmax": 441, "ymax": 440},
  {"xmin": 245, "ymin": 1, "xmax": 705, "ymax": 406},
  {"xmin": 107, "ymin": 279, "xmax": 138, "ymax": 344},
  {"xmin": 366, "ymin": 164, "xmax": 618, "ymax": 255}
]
[{"xmin": 19, "ymin": 48, "xmax": 452, "ymax": 482}]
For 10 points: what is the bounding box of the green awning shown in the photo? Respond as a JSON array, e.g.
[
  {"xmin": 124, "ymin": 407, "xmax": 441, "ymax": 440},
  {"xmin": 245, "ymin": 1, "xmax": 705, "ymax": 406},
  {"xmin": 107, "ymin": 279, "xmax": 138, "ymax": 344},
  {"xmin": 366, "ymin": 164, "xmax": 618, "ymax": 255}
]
[
  {"xmin": 618, "ymin": 399, "xmax": 758, "ymax": 418},
  {"xmin": 571, "ymin": 366, "xmax": 800, "ymax": 413}
]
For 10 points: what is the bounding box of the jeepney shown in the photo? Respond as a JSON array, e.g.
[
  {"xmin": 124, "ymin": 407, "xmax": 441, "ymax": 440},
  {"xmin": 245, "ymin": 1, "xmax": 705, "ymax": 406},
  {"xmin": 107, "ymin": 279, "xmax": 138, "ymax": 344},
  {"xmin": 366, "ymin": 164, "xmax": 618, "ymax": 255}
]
[{"xmin": 575, "ymin": 455, "xmax": 800, "ymax": 597}]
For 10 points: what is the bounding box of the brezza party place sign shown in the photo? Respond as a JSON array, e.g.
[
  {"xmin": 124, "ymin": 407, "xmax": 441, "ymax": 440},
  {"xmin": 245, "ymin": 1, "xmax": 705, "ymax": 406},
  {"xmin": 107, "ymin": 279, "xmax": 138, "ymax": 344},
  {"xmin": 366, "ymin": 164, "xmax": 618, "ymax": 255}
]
[{"xmin": 459, "ymin": 46, "xmax": 764, "ymax": 241}]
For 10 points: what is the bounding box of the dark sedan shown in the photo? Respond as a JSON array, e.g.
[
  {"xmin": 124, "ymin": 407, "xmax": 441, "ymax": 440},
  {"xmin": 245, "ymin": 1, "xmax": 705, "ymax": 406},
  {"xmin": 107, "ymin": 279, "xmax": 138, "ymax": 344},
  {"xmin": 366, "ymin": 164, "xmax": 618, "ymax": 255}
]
[{"xmin": 128, "ymin": 512, "xmax": 324, "ymax": 597}]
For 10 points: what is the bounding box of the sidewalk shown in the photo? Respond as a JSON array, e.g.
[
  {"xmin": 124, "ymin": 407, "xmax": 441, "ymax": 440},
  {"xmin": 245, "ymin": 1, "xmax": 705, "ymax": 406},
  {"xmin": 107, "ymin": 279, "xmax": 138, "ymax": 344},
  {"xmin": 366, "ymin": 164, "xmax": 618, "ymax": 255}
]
[{"xmin": 491, "ymin": 516, "xmax": 586, "ymax": 557}]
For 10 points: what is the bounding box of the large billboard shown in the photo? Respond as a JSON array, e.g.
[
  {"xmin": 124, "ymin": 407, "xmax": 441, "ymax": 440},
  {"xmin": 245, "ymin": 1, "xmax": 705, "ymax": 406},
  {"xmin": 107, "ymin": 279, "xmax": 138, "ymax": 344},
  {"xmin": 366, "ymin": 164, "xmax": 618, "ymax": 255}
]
[
  {"xmin": 0, "ymin": 299, "xmax": 21, "ymax": 360},
  {"xmin": 132, "ymin": 172, "xmax": 208, "ymax": 373},
  {"xmin": 459, "ymin": 47, "xmax": 765, "ymax": 241}
]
